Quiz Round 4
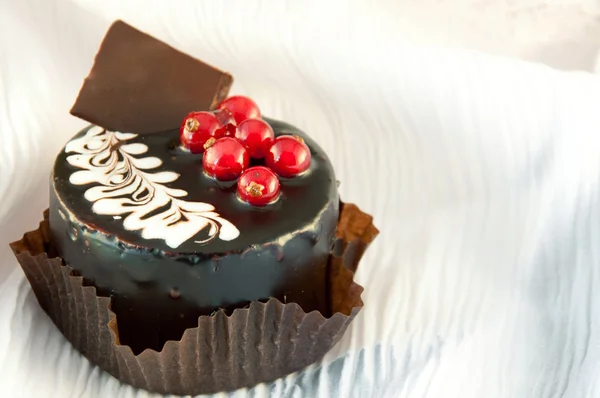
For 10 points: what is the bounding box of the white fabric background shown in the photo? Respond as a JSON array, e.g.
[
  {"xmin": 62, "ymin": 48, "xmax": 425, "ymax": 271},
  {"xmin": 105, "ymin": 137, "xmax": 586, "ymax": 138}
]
[{"xmin": 3, "ymin": 1, "xmax": 600, "ymax": 397}]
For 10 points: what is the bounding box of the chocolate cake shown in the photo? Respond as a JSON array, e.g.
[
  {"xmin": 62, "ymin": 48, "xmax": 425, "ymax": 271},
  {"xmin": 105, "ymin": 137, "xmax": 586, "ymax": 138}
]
[
  {"xmin": 43, "ymin": 20, "xmax": 338, "ymax": 353},
  {"xmin": 10, "ymin": 21, "xmax": 375, "ymax": 394},
  {"xmin": 49, "ymin": 118, "xmax": 339, "ymax": 353}
]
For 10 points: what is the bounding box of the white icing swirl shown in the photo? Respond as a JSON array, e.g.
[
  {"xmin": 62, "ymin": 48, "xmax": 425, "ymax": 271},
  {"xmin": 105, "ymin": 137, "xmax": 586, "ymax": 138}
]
[{"xmin": 64, "ymin": 126, "xmax": 240, "ymax": 249}]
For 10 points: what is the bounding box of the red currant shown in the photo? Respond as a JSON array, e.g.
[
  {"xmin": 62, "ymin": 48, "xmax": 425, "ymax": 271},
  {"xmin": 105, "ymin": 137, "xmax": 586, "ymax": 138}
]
[
  {"xmin": 235, "ymin": 119, "xmax": 275, "ymax": 159},
  {"xmin": 202, "ymin": 137, "xmax": 249, "ymax": 181},
  {"xmin": 265, "ymin": 135, "xmax": 311, "ymax": 177},
  {"xmin": 237, "ymin": 166, "xmax": 280, "ymax": 206},
  {"xmin": 212, "ymin": 108, "xmax": 237, "ymax": 138},
  {"xmin": 179, "ymin": 111, "xmax": 220, "ymax": 153},
  {"xmin": 217, "ymin": 95, "xmax": 261, "ymax": 124}
]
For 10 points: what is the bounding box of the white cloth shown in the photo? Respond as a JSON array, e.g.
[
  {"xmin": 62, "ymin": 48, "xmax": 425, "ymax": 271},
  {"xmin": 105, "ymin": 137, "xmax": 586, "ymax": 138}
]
[{"xmin": 2, "ymin": 1, "xmax": 600, "ymax": 397}]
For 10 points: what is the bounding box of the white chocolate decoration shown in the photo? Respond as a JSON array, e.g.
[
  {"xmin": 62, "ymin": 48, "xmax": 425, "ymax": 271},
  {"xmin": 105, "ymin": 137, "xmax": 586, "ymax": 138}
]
[{"xmin": 65, "ymin": 126, "xmax": 240, "ymax": 248}]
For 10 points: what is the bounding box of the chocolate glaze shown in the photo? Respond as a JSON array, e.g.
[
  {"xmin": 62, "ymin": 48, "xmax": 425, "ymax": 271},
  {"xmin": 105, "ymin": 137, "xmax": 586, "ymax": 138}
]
[{"xmin": 49, "ymin": 118, "xmax": 339, "ymax": 354}]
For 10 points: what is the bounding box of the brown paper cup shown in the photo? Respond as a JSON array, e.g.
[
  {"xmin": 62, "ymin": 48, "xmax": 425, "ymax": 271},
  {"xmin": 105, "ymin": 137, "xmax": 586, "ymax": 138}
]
[{"xmin": 10, "ymin": 203, "xmax": 377, "ymax": 396}]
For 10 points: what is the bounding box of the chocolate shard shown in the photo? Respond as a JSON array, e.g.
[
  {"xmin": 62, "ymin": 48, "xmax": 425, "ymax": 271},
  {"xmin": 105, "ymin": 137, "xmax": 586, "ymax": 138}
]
[{"xmin": 71, "ymin": 20, "xmax": 233, "ymax": 134}]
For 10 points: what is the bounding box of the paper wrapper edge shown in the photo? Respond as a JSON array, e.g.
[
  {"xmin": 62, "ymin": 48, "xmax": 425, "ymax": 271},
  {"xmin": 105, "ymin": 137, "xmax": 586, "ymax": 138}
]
[{"xmin": 10, "ymin": 203, "xmax": 377, "ymax": 395}]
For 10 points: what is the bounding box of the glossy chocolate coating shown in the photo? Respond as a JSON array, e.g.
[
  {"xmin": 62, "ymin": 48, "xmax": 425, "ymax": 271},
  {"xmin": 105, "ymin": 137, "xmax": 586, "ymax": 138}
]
[{"xmin": 49, "ymin": 118, "xmax": 339, "ymax": 354}]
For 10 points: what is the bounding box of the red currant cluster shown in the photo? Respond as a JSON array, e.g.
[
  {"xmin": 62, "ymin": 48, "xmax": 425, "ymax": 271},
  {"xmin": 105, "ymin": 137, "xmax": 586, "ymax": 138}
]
[{"xmin": 179, "ymin": 95, "xmax": 311, "ymax": 206}]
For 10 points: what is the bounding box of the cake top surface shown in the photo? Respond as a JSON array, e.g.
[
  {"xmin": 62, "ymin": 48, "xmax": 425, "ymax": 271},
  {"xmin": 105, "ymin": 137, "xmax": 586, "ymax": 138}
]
[
  {"xmin": 59, "ymin": 21, "xmax": 338, "ymax": 255},
  {"xmin": 52, "ymin": 118, "xmax": 338, "ymax": 255}
]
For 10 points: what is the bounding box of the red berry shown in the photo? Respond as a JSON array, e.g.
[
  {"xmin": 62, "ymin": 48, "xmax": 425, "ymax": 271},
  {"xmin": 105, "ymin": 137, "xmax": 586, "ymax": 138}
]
[
  {"xmin": 215, "ymin": 123, "xmax": 237, "ymax": 138},
  {"xmin": 179, "ymin": 112, "xmax": 220, "ymax": 153},
  {"xmin": 265, "ymin": 135, "xmax": 311, "ymax": 177},
  {"xmin": 217, "ymin": 95, "xmax": 261, "ymax": 124},
  {"xmin": 237, "ymin": 166, "xmax": 280, "ymax": 206},
  {"xmin": 213, "ymin": 108, "xmax": 237, "ymax": 138},
  {"xmin": 202, "ymin": 137, "xmax": 249, "ymax": 181},
  {"xmin": 235, "ymin": 119, "xmax": 275, "ymax": 159}
]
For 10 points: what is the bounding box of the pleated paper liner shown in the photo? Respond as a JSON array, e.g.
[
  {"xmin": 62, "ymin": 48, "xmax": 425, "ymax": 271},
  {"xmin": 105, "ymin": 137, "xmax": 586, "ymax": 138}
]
[{"xmin": 10, "ymin": 202, "xmax": 377, "ymax": 396}]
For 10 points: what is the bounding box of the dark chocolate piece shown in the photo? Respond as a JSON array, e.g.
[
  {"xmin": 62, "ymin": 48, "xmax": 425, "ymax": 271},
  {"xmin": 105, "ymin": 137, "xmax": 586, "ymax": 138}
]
[
  {"xmin": 70, "ymin": 20, "xmax": 232, "ymax": 134},
  {"xmin": 49, "ymin": 118, "xmax": 340, "ymax": 354}
]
